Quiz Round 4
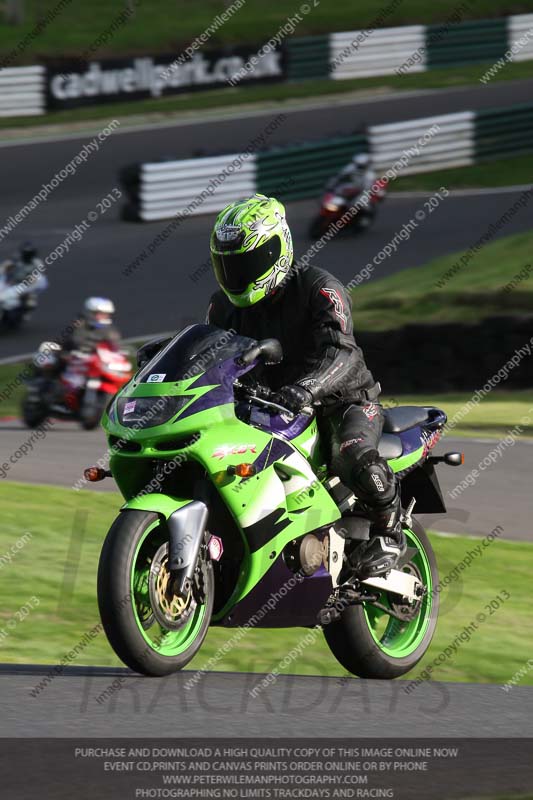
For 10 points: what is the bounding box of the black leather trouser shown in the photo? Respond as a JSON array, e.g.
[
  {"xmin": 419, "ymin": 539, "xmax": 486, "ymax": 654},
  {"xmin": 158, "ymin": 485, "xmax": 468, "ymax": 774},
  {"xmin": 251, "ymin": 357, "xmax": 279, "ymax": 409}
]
[{"xmin": 319, "ymin": 400, "xmax": 399, "ymax": 514}]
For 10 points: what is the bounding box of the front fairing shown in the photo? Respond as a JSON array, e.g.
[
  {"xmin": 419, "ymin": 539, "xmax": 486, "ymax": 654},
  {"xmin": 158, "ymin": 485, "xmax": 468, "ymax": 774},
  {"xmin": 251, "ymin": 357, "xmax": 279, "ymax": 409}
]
[{"xmin": 103, "ymin": 330, "xmax": 340, "ymax": 610}]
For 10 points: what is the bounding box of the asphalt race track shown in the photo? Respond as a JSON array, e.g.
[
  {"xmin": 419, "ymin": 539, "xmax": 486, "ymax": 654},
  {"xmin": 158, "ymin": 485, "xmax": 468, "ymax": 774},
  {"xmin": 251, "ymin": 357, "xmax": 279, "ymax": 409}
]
[
  {"xmin": 1, "ymin": 86, "xmax": 532, "ymax": 750},
  {"xmin": 1, "ymin": 82, "xmax": 533, "ymax": 359},
  {"xmin": 1, "ymin": 187, "xmax": 532, "ymax": 360},
  {"xmin": 1, "ymin": 663, "xmax": 532, "ymax": 738},
  {"xmin": 0, "ymin": 418, "xmax": 529, "ymax": 542}
]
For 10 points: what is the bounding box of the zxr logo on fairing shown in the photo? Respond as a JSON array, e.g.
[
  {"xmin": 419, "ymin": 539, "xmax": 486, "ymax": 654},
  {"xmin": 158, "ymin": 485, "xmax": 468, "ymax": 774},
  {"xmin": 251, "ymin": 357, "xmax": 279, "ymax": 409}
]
[
  {"xmin": 319, "ymin": 287, "xmax": 348, "ymax": 333},
  {"xmin": 212, "ymin": 444, "xmax": 257, "ymax": 460}
]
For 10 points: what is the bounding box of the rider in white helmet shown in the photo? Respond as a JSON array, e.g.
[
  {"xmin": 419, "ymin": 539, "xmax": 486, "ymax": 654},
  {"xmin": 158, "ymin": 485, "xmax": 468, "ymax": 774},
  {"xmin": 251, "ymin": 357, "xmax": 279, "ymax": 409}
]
[
  {"xmin": 63, "ymin": 297, "xmax": 121, "ymax": 352},
  {"xmin": 332, "ymin": 152, "xmax": 376, "ymax": 191}
]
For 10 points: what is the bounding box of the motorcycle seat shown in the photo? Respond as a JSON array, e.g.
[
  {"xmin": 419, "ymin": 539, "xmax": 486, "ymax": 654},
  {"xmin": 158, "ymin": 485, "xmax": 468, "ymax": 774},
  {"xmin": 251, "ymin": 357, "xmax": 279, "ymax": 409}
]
[
  {"xmin": 377, "ymin": 433, "xmax": 403, "ymax": 460},
  {"xmin": 383, "ymin": 405, "xmax": 429, "ymax": 433}
]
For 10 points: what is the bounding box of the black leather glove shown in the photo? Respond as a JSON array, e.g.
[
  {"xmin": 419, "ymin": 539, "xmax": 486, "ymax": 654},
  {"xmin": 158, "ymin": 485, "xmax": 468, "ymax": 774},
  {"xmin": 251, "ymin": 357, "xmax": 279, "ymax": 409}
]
[{"xmin": 277, "ymin": 384, "xmax": 313, "ymax": 413}]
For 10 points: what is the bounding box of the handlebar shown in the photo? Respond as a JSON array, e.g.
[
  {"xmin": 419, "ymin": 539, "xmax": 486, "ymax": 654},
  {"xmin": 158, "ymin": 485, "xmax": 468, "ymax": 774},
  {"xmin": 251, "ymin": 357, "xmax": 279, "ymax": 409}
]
[{"xmin": 234, "ymin": 380, "xmax": 314, "ymax": 419}]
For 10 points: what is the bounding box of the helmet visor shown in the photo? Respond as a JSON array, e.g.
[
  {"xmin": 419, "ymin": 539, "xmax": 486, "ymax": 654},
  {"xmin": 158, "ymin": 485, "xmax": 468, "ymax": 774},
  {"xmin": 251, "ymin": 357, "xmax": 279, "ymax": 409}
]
[{"xmin": 212, "ymin": 235, "xmax": 281, "ymax": 295}]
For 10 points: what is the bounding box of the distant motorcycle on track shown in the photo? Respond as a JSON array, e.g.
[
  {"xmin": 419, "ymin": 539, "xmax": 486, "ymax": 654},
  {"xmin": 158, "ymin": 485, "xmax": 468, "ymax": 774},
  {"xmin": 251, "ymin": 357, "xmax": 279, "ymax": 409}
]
[
  {"xmin": 309, "ymin": 179, "xmax": 387, "ymax": 239},
  {"xmin": 0, "ymin": 270, "xmax": 47, "ymax": 331},
  {"xmin": 22, "ymin": 341, "xmax": 132, "ymax": 430}
]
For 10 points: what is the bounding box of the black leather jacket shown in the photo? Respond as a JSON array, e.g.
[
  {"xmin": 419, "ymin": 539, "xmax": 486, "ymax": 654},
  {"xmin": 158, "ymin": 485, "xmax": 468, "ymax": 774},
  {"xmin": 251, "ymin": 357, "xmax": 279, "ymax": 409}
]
[
  {"xmin": 62, "ymin": 319, "xmax": 121, "ymax": 353},
  {"xmin": 207, "ymin": 265, "xmax": 377, "ymax": 407}
]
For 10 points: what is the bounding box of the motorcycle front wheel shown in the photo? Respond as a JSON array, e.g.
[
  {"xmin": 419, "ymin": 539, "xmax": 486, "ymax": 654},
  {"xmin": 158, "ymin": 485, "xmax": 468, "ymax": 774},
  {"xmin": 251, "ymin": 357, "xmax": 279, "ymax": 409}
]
[
  {"xmin": 21, "ymin": 391, "xmax": 48, "ymax": 429},
  {"xmin": 323, "ymin": 519, "xmax": 439, "ymax": 679},
  {"xmin": 80, "ymin": 390, "xmax": 108, "ymax": 430},
  {"xmin": 98, "ymin": 510, "xmax": 213, "ymax": 677}
]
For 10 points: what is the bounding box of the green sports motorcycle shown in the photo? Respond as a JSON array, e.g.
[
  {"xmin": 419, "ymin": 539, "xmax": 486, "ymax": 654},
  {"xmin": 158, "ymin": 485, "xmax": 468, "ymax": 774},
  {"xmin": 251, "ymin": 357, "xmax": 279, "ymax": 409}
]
[{"xmin": 92, "ymin": 324, "xmax": 463, "ymax": 679}]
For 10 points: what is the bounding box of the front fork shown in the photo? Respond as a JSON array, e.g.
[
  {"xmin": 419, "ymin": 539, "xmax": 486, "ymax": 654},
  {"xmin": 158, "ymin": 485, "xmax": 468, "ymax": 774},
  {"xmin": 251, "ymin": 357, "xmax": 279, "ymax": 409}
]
[{"xmin": 167, "ymin": 501, "xmax": 209, "ymax": 599}]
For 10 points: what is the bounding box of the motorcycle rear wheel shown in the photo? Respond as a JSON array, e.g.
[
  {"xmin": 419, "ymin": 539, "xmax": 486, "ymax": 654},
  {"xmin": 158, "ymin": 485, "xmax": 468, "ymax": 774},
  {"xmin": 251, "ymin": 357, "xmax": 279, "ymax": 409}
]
[
  {"xmin": 323, "ymin": 519, "xmax": 438, "ymax": 679},
  {"xmin": 98, "ymin": 510, "xmax": 213, "ymax": 676}
]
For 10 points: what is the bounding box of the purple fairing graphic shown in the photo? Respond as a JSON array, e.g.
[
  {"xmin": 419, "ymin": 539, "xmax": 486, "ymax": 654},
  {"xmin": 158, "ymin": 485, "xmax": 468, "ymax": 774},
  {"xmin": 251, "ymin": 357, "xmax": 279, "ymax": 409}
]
[
  {"xmin": 265, "ymin": 411, "xmax": 314, "ymax": 440},
  {"xmin": 177, "ymin": 354, "xmax": 315, "ymax": 442},
  {"xmin": 398, "ymin": 426, "xmax": 424, "ymax": 456},
  {"xmin": 174, "ymin": 355, "xmax": 254, "ymax": 421},
  {"xmin": 216, "ymin": 553, "xmax": 332, "ymax": 628}
]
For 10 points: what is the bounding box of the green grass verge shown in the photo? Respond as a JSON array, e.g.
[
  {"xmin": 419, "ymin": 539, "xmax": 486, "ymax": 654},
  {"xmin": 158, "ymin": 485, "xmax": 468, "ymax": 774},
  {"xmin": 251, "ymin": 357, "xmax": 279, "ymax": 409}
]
[
  {"xmin": 3, "ymin": 1, "xmax": 533, "ymax": 61},
  {"xmin": 0, "ymin": 481, "xmax": 531, "ymax": 686},
  {"xmin": 3, "ymin": 56, "xmax": 533, "ymax": 131},
  {"xmin": 392, "ymin": 153, "xmax": 533, "ymax": 192},
  {"xmin": 382, "ymin": 391, "xmax": 533, "ymax": 438},
  {"xmin": 351, "ymin": 229, "xmax": 533, "ymax": 330}
]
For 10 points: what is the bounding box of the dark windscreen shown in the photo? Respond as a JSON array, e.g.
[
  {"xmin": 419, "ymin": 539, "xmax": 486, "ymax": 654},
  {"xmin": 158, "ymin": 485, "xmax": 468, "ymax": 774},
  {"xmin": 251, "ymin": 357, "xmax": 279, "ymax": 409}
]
[{"xmin": 137, "ymin": 324, "xmax": 256, "ymax": 383}]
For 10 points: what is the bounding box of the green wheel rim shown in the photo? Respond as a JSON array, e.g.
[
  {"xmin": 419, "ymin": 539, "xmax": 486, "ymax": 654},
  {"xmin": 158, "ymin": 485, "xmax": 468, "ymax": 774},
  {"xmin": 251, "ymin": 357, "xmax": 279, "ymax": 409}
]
[
  {"xmin": 362, "ymin": 527, "xmax": 433, "ymax": 658},
  {"xmin": 130, "ymin": 520, "xmax": 207, "ymax": 657}
]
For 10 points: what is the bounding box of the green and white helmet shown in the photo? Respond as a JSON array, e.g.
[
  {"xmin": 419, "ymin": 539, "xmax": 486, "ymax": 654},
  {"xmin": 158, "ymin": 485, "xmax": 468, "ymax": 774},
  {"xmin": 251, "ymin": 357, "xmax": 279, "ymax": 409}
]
[{"xmin": 210, "ymin": 194, "xmax": 293, "ymax": 308}]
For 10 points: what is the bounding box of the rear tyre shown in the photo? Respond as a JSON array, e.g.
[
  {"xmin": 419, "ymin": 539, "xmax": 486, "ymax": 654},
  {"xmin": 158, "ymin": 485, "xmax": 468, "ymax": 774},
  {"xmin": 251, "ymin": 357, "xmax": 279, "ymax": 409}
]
[
  {"xmin": 98, "ymin": 510, "xmax": 213, "ymax": 676},
  {"xmin": 323, "ymin": 519, "xmax": 438, "ymax": 679}
]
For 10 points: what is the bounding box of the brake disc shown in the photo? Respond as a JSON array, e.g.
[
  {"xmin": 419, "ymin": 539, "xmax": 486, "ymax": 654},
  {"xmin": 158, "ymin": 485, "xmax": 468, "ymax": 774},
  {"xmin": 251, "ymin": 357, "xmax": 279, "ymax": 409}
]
[{"xmin": 149, "ymin": 543, "xmax": 197, "ymax": 631}]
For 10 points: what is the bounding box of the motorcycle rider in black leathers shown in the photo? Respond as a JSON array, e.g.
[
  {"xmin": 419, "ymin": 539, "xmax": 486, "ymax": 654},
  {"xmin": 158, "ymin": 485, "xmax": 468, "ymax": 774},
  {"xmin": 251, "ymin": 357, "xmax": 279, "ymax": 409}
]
[
  {"xmin": 61, "ymin": 297, "xmax": 121, "ymax": 353},
  {"xmin": 33, "ymin": 297, "xmax": 121, "ymax": 403},
  {"xmin": 206, "ymin": 194, "xmax": 405, "ymax": 578}
]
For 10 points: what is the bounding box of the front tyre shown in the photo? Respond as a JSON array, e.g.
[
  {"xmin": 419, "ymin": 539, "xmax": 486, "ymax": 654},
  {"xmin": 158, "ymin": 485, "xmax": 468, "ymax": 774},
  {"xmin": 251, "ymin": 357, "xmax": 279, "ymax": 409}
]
[
  {"xmin": 97, "ymin": 510, "xmax": 213, "ymax": 676},
  {"xmin": 323, "ymin": 520, "xmax": 438, "ymax": 679},
  {"xmin": 21, "ymin": 389, "xmax": 48, "ymax": 429},
  {"xmin": 80, "ymin": 390, "xmax": 108, "ymax": 430}
]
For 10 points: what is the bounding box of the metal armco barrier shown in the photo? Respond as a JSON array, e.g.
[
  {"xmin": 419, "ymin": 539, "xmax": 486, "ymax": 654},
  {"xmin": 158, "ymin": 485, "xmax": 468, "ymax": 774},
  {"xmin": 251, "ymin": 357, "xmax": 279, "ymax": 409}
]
[
  {"xmin": 369, "ymin": 112, "xmax": 475, "ymax": 174},
  {"xmin": 2, "ymin": 14, "xmax": 533, "ymax": 118},
  {"xmin": 122, "ymin": 101, "xmax": 533, "ymax": 221},
  {"xmin": 257, "ymin": 134, "xmax": 368, "ymax": 201},
  {"xmin": 508, "ymin": 13, "xmax": 533, "ymax": 62},
  {"xmin": 132, "ymin": 154, "xmax": 257, "ymax": 222},
  {"xmin": 475, "ymin": 103, "xmax": 533, "ymax": 159},
  {"xmin": 285, "ymin": 35, "xmax": 330, "ymax": 80},
  {"xmin": 0, "ymin": 66, "xmax": 45, "ymax": 117},
  {"xmin": 330, "ymin": 26, "xmax": 426, "ymax": 78},
  {"xmin": 426, "ymin": 17, "xmax": 507, "ymax": 69}
]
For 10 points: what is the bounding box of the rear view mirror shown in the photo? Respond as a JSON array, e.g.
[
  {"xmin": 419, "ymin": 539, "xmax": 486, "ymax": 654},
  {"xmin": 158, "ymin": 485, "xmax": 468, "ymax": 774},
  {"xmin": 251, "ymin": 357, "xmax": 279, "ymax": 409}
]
[
  {"xmin": 259, "ymin": 338, "xmax": 283, "ymax": 365},
  {"xmin": 237, "ymin": 338, "xmax": 283, "ymax": 368},
  {"xmin": 136, "ymin": 336, "xmax": 171, "ymax": 368}
]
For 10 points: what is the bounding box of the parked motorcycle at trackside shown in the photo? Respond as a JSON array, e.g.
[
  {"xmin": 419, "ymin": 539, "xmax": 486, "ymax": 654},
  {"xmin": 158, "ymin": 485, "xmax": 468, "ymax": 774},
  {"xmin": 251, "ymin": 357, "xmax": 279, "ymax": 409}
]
[
  {"xmin": 22, "ymin": 341, "xmax": 132, "ymax": 430},
  {"xmin": 85, "ymin": 324, "xmax": 464, "ymax": 680}
]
